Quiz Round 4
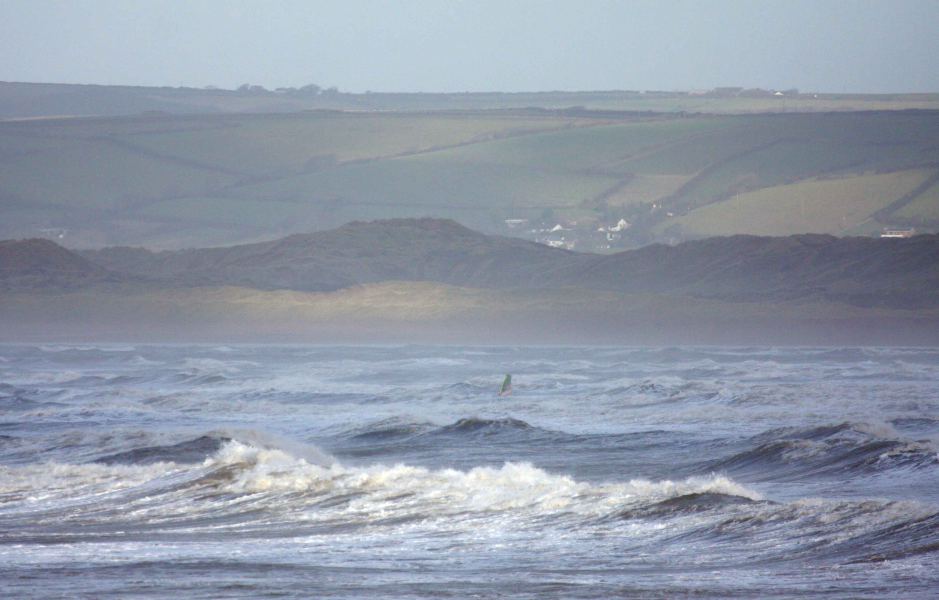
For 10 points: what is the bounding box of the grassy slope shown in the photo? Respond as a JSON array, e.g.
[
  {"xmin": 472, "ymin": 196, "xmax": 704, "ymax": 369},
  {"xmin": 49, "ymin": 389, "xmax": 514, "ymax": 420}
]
[
  {"xmin": 0, "ymin": 112, "xmax": 587, "ymax": 245},
  {"xmin": 895, "ymin": 179, "xmax": 939, "ymax": 223},
  {"xmin": 2, "ymin": 111, "xmax": 938, "ymax": 248},
  {"xmin": 659, "ymin": 170, "xmax": 934, "ymax": 237},
  {"xmin": 0, "ymin": 136, "xmax": 237, "ymax": 210},
  {"xmin": 114, "ymin": 113, "xmax": 580, "ymax": 176},
  {"xmin": 226, "ymin": 152, "xmax": 619, "ymax": 229}
]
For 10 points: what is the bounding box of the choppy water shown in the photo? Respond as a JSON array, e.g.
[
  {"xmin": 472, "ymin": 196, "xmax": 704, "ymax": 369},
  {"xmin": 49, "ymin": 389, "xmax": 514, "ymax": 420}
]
[{"xmin": 1, "ymin": 344, "xmax": 938, "ymax": 598}]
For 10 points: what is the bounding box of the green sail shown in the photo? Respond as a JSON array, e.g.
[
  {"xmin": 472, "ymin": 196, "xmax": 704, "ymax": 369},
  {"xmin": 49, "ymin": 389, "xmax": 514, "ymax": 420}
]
[{"xmin": 500, "ymin": 374, "xmax": 512, "ymax": 396}]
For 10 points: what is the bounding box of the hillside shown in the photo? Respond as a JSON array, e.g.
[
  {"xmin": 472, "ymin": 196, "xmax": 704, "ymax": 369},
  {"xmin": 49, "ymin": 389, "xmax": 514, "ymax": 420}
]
[
  {"xmin": 6, "ymin": 221, "xmax": 939, "ymax": 344},
  {"xmin": 2, "ymin": 110, "xmax": 938, "ymax": 250},
  {"xmin": 84, "ymin": 218, "xmax": 588, "ymax": 292},
  {"xmin": 80, "ymin": 219, "xmax": 939, "ymax": 309},
  {"xmin": 570, "ymin": 233, "xmax": 939, "ymax": 308},
  {"xmin": 0, "ymin": 238, "xmax": 124, "ymax": 290}
]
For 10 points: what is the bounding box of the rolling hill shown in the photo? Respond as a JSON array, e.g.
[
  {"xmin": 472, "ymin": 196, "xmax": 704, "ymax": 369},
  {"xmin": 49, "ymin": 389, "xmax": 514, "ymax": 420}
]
[
  {"xmin": 5, "ymin": 219, "xmax": 939, "ymax": 344},
  {"xmin": 0, "ymin": 238, "xmax": 126, "ymax": 290},
  {"xmin": 77, "ymin": 218, "xmax": 939, "ymax": 309},
  {"xmin": 82, "ymin": 218, "xmax": 588, "ymax": 292},
  {"xmin": 1, "ymin": 108, "xmax": 938, "ymax": 250},
  {"xmin": 4, "ymin": 219, "xmax": 939, "ymax": 345}
]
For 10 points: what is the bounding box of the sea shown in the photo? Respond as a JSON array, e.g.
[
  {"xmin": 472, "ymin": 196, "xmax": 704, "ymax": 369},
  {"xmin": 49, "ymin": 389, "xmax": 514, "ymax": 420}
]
[{"xmin": 1, "ymin": 344, "xmax": 938, "ymax": 598}]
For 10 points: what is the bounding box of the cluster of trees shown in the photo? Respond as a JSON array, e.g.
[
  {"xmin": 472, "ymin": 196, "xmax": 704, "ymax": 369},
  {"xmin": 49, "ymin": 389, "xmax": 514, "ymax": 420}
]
[{"xmin": 232, "ymin": 83, "xmax": 341, "ymax": 96}]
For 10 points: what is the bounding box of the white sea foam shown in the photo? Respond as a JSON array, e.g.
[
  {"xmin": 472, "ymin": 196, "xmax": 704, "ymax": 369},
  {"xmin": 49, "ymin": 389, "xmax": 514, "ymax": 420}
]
[
  {"xmin": 202, "ymin": 441, "xmax": 762, "ymax": 520},
  {"xmin": 0, "ymin": 461, "xmax": 181, "ymax": 503},
  {"xmin": 6, "ymin": 437, "xmax": 758, "ymax": 524},
  {"xmin": 853, "ymin": 421, "xmax": 904, "ymax": 440},
  {"xmin": 14, "ymin": 370, "xmax": 84, "ymax": 384},
  {"xmin": 128, "ymin": 355, "xmax": 162, "ymax": 366}
]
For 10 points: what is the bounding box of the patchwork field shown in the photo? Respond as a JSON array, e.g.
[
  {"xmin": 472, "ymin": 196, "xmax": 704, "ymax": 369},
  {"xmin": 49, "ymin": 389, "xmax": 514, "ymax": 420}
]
[
  {"xmin": 1, "ymin": 109, "xmax": 937, "ymax": 249},
  {"xmin": 894, "ymin": 178, "xmax": 939, "ymax": 224},
  {"xmin": 658, "ymin": 170, "xmax": 934, "ymax": 237}
]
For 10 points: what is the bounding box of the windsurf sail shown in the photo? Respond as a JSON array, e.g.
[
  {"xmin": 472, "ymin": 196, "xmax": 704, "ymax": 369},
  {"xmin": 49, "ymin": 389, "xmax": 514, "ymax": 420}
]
[{"xmin": 499, "ymin": 374, "xmax": 512, "ymax": 396}]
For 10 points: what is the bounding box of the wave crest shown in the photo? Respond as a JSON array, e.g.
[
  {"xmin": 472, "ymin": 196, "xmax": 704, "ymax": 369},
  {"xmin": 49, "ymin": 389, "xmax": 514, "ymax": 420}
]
[
  {"xmin": 709, "ymin": 422, "xmax": 938, "ymax": 479},
  {"xmin": 202, "ymin": 440, "xmax": 762, "ymax": 519}
]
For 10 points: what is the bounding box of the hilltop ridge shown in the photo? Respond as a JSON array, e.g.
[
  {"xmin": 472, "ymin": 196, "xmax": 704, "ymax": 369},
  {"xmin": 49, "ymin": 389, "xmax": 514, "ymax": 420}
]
[
  {"xmin": 4, "ymin": 80, "xmax": 939, "ymax": 120},
  {"xmin": 83, "ymin": 218, "xmax": 584, "ymax": 292},
  {"xmin": 0, "ymin": 238, "xmax": 124, "ymax": 290},
  {"xmin": 4, "ymin": 220, "xmax": 939, "ymax": 344},
  {"xmin": 71, "ymin": 218, "xmax": 939, "ymax": 309}
]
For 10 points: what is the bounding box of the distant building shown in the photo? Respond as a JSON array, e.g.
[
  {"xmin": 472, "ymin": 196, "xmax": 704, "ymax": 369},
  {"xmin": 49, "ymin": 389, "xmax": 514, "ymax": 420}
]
[
  {"xmin": 597, "ymin": 218, "xmax": 630, "ymax": 242},
  {"xmin": 503, "ymin": 218, "xmax": 528, "ymax": 229},
  {"xmin": 544, "ymin": 239, "xmax": 575, "ymax": 250},
  {"xmin": 880, "ymin": 228, "xmax": 915, "ymax": 238},
  {"xmin": 609, "ymin": 218, "xmax": 629, "ymax": 232}
]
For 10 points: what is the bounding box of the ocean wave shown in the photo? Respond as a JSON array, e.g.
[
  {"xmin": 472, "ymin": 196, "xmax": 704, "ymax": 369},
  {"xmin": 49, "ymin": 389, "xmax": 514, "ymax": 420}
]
[
  {"xmin": 171, "ymin": 372, "xmax": 230, "ymax": 386},
  {"xmin": 346, "ymin": 418, "xmax": 434, "ymax": 442},
  {"xmin": 3, "ymin": 439, "xmax": 760, "ymax": 528},
  {"xmin": 432, "ymin": 417, "xmax": 534, "ymax": 436},
  {"xmin": 342, "ymin": 417, "xmax": 559, "ymax": 447},
  {"xmin": 0, "ymin": 383, "xmax": 67, "ymax": 413},
  {"xmin": 707, "ymin": 422, "xmax": 939, "ymax": 480},
  {"xmin": 164, "ymin": 357, "xmax": 260, "ymax": 386},
  {"xmin": 180, "ymin": 440, "xmax": 766, "ymax": 520},
  {"xmin": 0, "ymin": 395, "xmax": 52, "ymax": 412},
  {"xmin": 95, "ymin": 435, "xmax": 227, "ymax": 466},
  {"xmin": 697, "ymin": 498, "xmax": 939, "ymax": 564},
  {"xmin": 614, "ymin": 491, "xmax": 764, "ymax": 520},
  {"xmin": 8, "ymin": 370, "xmax": 85, "ymax": 385},
  {"xmin": 38, "ymin": 345, "xmax": 136, "ymax": 353},
  {"xmin": 126, "ymin": 354, "xmax": 163, "ymax": 366},
  {"xmin": 3, "ymin": 438, "xmax": 937, "ymax": 567},
  {"xmin": 0, "ymin": 459, "xmax": 186, "ymax": 503}
]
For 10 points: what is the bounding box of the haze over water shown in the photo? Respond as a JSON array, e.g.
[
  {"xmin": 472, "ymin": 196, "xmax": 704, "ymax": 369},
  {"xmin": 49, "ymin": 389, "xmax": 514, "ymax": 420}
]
[{"xmin": 1, "ymin": 344, "xmax": 937, "ymax": 598}]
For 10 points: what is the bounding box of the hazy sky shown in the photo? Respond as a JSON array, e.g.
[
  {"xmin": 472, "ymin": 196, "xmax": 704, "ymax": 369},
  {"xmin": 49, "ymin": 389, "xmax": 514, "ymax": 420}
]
[{"xmin": 2, "ymin": 0, "xmax": 938, "ymax": 93}]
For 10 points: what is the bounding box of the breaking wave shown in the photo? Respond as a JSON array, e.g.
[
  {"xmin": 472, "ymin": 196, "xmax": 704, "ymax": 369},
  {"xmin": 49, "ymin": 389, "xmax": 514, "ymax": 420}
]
[
  {"xmin": 1, "ymin": 436, "xmax": 934, "ymax": 566},
  {"xmin": 1, "ymin": 437, "xmax": 758, "ymax": 535},
  {"xmin": 707, "ymin": 422, "xmax": 939, "ymax": 480}
]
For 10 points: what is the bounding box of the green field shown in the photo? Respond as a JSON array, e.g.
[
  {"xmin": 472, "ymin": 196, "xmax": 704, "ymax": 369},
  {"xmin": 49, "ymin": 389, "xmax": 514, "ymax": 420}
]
[
  {"xmin": 114, "ymin": 113, "xmax": 580, "ymax": 176},
  {"xmin": 657, "ymin": 170, "xmax": 933, "ymax": 237},
  {"xmin": 2, "ymin": 109, "xmax": 938, "ymax": 248},
  {"xmin": 0, "ymin": 136, "xmax": 237, "ymax": 210},
  {"xmin": 895, "ymin": 178, "xmax": 939, "ymax": 224}
]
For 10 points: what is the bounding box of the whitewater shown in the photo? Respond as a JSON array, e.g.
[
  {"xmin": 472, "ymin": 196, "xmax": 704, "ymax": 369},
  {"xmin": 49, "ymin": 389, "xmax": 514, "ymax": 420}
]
[{"xmin": 1, "ymin": 345, "xmax": 937, "ymax": 598}]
